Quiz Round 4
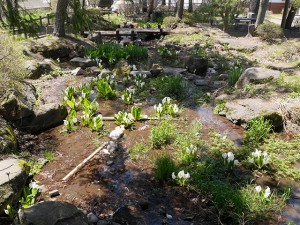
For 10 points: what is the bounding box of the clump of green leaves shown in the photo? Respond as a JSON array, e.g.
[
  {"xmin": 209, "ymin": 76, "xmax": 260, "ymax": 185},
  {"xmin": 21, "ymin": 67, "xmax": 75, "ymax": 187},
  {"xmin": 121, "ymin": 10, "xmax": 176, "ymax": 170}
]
[
  {"xmin": 96, "ymin": 77, "xmax": 117, "ymax": 99},
  {"xmin": 214, "ymin": 99, "xmax": 226, "ymax": 114},
  {"xmin": 228, "ymin": 61, "xmax": 243, "ymax": 86},
  {"xmin": 153, "ymin": 154, "xmax": 177, "ymax": 183},
  {"xmin": 86, "ymin": 43, "xmax": 148, "ymax": 65},
  {"xmin": 154, "ymin": 97, "xmax": 179, "ymax": 118},
  {"xmin": 19, "ymin": 183, "xmax": 39, "ymax": 208},
  {"xmin": 121, "ymin": 88, "xmax": 135, "ymax": 104},
  {"xmin": 150, "ymin": 120, "xmax": 176, "ymax": 148},
  {"xmin": 114, "ymin": 111, "xmax": 134, "ymax": 128}
]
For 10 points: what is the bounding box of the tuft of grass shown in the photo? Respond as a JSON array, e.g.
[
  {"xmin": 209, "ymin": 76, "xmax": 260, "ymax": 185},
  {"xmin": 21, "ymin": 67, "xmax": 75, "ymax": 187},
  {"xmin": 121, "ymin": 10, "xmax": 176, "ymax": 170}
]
[
  {"xmin": 43, "ymin": 150, "xmax": 54, "ymax": 161},
  {"xmin": 153, "ymin": 154, "xmax": 177, "ymax": 183},
  {"xmin": 150, "ymin": 120, "xmax": 176, "ymax": 149},
  {"xmin": 243, "ymin": 117, "xmax": 273, "ymax": 146},
  {"xmin": 128, "ymin": 142, "xmax": 149, "ymax": 160}
]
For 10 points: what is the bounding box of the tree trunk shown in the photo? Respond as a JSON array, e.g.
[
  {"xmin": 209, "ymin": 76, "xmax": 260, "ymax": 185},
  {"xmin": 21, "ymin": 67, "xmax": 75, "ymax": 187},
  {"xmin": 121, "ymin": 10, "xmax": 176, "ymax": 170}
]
[
  {"xmin": 255, "ymin": 0, "xmax": 269, "ymax": 28},
  {"xmin": 249, "ymin": 0, "xmax": 260, "ymax": 17},
  {"xmin": 281, "ymin": 0, "xmax": 290, "ymax": 28},
  {"xmin": 176, "ymin": 0, "xmax": 184, "ymax": 19},
  {"xmin": 162, "ymin": 0, "xmax": 166, "ymax": 6},
  {"xmin": 168, "ymin": 0, "xmax": 171, "ymax": 9},
  {"xmin": 53, "ymin": 0, "xmax": 69, "ymax": 37},
  {"xmin": 148, "ymin": 0, "xmax": 154, "ymax": 17},
  {"xmin": 285, "ymin": 6, "xmax": 297, "ymax": 29},
  {"xmin": 188, "ymin": 0, "xmax": 193, "ymax": 12},
  {"xmin": 142, "ymin": 0, "xmax": 147, "ymax": 12}
]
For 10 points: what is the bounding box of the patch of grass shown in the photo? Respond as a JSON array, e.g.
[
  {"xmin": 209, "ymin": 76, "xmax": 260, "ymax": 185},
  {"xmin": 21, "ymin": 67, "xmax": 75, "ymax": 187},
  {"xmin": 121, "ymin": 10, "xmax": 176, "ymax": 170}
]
[
  {"xmin": 153, "ymin": 154, "xmax": 177, "ymax": 183},
  {"xmin": 150, "ymin": 75, "xmax": 186, "ymax": 100},
  {"xmin": 128, "ymin": 142, "xmax": 149, "ymax": 160},
  {"xmin": 43, "ymin": 150, "xmax": 54, "ymax": 161},
  {"xmin": 240, "ymin": 184, "xmax": 290, "ymax": 223},
  {"xmin": 164, "ymin": 33, "xmax": 206, "ymax": 45},
  {"xmin": 26, "ymin": 160, "xmax": 45, "ymax": 175},
  {"xmin": 243, "ymin": 117, "xmax": 273, "ymax": 146},
  {"xmin": 0, "ymin": 31, "xmax": 27, "ymax": 95},
  {"xmin": 263, "ymin": 135, "xmax": 300, "ymax": 180},
  {"xmin": 150, "ymin": 120, "xmax": 176, "ymax": 149}
]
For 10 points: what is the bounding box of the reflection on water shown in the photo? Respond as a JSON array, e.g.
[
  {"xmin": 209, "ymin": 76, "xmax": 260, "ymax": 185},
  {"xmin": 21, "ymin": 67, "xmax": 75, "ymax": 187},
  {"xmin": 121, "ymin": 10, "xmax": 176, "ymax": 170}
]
[{"xmin": 196, "ymin": 106, "xmax": 244, "ymax": 145}]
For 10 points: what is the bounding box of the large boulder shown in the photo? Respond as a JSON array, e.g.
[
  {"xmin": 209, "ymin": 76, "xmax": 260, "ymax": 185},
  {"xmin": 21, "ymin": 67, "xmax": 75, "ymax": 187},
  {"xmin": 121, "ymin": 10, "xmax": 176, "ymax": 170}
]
[
  {"xmin": 0, "ymin": 159, "xmax": 28, "ymax": 215},
  {"xmin": 25, "ymin": 59, "xmax": 58, "ymax": 79},
  {"xmin": 224, "ymin": 98, "xmax": 283, "ymax": 128},
  {"xmin": 28, "ymin": 103, "xmax": 68, "ymax": 133},
  {"xmin": 0, "ymin": 82, "xmax": 67, "ymax": 133},
  {"xmin": 23, "ymin": 36, "xmax": 87, "ymax": 59},
  {"xmin": 185, "ymin": 55, "xmax": 208, "ymax": 76},
  {"xmin": 0, "ymin": 81, "xmax": 37, "ymax": 122},
  {"xmin": 0, "ymin": 117, "xmax": 17, "ymax": 154},
  {"xmin": 19, "ymin": 201, "xmax": 91, "ymax": 225},
  {"xmin": 235, "ymin": 67, "xmax": 280, "ymax": 88}
]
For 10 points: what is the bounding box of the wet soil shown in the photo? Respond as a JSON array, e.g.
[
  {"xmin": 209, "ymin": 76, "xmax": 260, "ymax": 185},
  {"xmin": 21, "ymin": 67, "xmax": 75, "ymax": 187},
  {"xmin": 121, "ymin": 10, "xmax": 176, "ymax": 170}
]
[{"xmin": 34, "ymin": 103, "xmax": 239, "ymax": 224}]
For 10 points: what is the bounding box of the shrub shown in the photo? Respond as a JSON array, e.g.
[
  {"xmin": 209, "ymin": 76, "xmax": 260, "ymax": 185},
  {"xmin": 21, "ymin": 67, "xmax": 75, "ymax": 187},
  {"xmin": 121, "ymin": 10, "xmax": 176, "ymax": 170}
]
[
  {"xmin": 162, "ymin": 16, "xmax": 180, "ymax": 28},
  {"xmin": 256, "ymin": 22, "xmax": 284, "ymax": 42},
  {"xmin": 153, "ymin": 154, "xmax": 177, "ymax": 183},
  {"xmin": 228, "ymin": 63, "xmax": 243, "ymax": 86},
  {"xmin": 0, "ymin": 31, "xmax": 27, "ymax": 96},
  {"xmin": 150, "ymin": 120, "xmax": 176, "ymax": 148}
]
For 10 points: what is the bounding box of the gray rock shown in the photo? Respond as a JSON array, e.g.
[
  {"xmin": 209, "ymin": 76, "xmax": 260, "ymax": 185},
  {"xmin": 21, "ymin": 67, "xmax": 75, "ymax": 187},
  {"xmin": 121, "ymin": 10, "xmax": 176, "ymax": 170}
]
[
  {"xmin": 0, "ymin": 158, "xmax": 28, "ymax": 215},
  {"xmin": 216, "ymin": 38, "xmax": 260, "ymax": 53},
  {"xmin": 185, "ymin": 55, "xmax": 208, "ymax": 76},
  {"xmin": 72, "ymin": 67, "xmax": 85, "ymax": 76},
  {"xmin": 163, "ymin": 66, "xmax": 186, "ymax": 75},
  {"xmin": 49, "ymin": 189, "xmax": 60, "ymax": 198},
  {"xmin": 107, "ymin": 141, "xmax": 118, "ymax": 152},
  {"xmin": 194, "ymin": 79, "xmax": 209, "ymax": 86},
  {"xmin": 235, "ymin": 67, "xmax": 280, "ymax": 88},
  {"xmin": 87, "ymin": 212, "xmax": 99, "ymax": 223},
  {"xmin": 224, "ymin": 98, "xmax": 283, "ymax": 128},
  {"xmin": 19, "ymin": 201, "xmax": 90, "ymax": 225},
  {"xmin": 109, "ymin": 126, "xmax": 125, "ymax": 140},
  {"xmin": 70, "ymin": 57, "xmax": 97, "ymax": 69},
  {"xmin": 0, "ymin": 81, "xmax": 37, "ymax": 122},
  {"xmin": 0, "ymin": 117, "xmax": 17, "ymax": 154},
  {"xmin": 88, "ymin": 66, "xmax": 101, "ymax": 75},
  {"xmin": 26, "ymin": 103, "xmax": 68, "ymax": 133},
  {"xmin": 26, "ymin": 59, "xmax": 58, "ymax": 79},
  {"xmin": 100, "ymin": 69, "xmax": 112, "ymax": 77},
  {"xmin": 107, "ymin": 161, "xmax": 114, "ymax": 166}
]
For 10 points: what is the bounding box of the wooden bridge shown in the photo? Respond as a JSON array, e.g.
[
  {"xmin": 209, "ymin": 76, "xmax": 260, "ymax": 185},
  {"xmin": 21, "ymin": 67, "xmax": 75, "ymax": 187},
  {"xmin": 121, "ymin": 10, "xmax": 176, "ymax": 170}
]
[{"xmin": 84, "ymin": 25, "xmax": 171, "ymax": 42}]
